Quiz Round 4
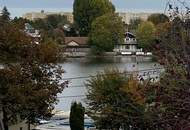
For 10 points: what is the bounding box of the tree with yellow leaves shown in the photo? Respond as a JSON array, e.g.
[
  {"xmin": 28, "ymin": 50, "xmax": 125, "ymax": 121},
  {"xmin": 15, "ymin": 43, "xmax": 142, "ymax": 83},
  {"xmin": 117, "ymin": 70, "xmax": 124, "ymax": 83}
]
[{"xmin": 86, "ymin": 69, "xmax": 150, "ymax": 130}]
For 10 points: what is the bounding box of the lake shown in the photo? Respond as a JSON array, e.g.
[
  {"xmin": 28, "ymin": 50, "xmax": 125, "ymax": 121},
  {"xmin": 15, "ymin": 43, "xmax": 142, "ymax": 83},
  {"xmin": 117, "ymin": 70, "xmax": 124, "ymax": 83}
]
[{"xmin": 55, "ymin": 56, "xmax": 161, "ymax": 111}]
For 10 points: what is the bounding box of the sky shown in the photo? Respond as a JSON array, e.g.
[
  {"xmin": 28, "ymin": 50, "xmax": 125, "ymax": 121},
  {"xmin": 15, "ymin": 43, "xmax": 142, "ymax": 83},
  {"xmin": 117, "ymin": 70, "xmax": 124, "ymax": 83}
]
[{"xmin": 0, "ymin": 0, "xmax": 174, "ymax": 17}]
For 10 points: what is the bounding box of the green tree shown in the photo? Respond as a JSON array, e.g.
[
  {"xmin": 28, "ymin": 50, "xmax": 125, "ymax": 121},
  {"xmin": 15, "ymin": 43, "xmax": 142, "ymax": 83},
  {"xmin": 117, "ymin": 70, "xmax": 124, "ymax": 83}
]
[
  {"xmin": 0, "ymin": 6, "xmax": 10, "ymax": 22},
  {"xmin": 73, "ymin": 0, "xmax": 115, "ymax": 36},
  {"xmin": 69, "ymin": 102, "xmax": 85, "ymax": 130},
  {"xmin": 147, "ymin": 13, "xmax": 169, "ymax": 25},
  {"xmin": 89, "ymin": 13, "xmax": 124, "ymax": 55},
  {"xmin": 136, "ymin": 21, "xmax": 156, "ymax": 51},
  {"xmin": 86, "ymin": 69, "xmax": 147, "ymax": 129},
  {"xmin": 128, "ymin": 18, "xmax": 143, "ymax": 33},
  {"xmin": 32, "ymin": 14, "xmax": 69, "ymax": 31}
]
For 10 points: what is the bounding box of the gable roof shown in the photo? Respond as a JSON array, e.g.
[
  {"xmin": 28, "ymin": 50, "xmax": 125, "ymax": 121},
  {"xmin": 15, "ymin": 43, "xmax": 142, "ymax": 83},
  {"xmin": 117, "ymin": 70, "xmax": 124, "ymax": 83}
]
[{"xmin": 65, "ymin": 37, "xmax": 88, "ymax": 46}]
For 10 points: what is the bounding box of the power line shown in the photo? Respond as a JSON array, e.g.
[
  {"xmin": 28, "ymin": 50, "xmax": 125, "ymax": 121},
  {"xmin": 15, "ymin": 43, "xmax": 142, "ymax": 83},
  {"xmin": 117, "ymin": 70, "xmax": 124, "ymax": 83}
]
[
  {"xmin": 57, "ymin": 68, "xmax": 164, "ymax": 99},
  {"xmin": 57, "ymin": 95, "xmax": 86, "ymax": 99},
  {"xmin": 62, "ymin": 67, "xmax": 164, "ymax": 81}
]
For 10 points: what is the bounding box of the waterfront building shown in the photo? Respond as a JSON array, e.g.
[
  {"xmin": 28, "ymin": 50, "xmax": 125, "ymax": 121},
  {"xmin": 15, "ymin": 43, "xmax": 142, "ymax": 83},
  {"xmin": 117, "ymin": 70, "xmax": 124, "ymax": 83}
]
[
  {"xmin": 64, "ymin": 37, "xmax": 89, "ymax": 57},
  {"xmin": 114, "ymin": 32, "xmax": 142, "ymax": 55}
]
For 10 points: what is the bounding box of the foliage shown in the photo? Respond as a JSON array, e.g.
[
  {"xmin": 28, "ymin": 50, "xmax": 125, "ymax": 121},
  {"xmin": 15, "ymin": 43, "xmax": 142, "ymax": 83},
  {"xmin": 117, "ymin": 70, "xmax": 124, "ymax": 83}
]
[
  {"xmin": 73, "ymin": 0, "xmax": 115, "ymax": 36},
  {"xmin": 86, "ymin": 69, "xmax": 148, "ymax": 129},
  {"xmin": 0, "ymin": 22, "xmax": 32, "ymax": 61},
  {"xmin": 89, "ymin": 13, "xmax": 124, "ymax": 55},
  {"xmin": 32, "ymin": 14, "xmax": 69, "ymax": 31},
  {"xmin": 0, "ymin": 10, "xmax": 68, "ymax": 130},
  {"xmin": 128, "ymin": 18, "xmax": 143, "ymax": 33},
  {"xmin": 30, "ymin": 14, "xmax": 71, "ymax": 44},
  {"xmin": 136, "ymin": 21, "xmax": 156, "ymax": 51},
  {"xmin": 12, "ymin": 17, "xmax": 31, "ymax": 29},
  {"xmin": 0, "ymin": 6, "xmax": 10, "ymax": 22},
  {"xmin": 147, "ymin": 13, "xmax": 169, "ymax": 25},
  {"xmin": 69, "ymin": 102, "xmax": 85, "ymax": 130},
  {"xmin": 149, "ymin": 18, "xmax": 190, "ymax": 129}
]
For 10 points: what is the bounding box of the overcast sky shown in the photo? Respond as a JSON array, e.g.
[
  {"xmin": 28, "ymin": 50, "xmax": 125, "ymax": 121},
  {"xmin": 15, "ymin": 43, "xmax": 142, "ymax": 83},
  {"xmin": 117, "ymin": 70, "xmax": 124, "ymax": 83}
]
[{"xmin": 0, "ymin": 0, "xmax": 182, "ymax": 17}]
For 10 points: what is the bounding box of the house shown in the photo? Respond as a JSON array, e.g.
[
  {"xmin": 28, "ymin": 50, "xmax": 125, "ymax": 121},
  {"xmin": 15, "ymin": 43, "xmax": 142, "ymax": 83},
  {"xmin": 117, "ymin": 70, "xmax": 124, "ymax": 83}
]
[
  {"xmin": 114, "ymin": 32, "xmax": 142, "ymax": 55},
  {"xmin": 64, "ymin": 37, "xmax": 89, "ymax": 52},
  {"xmin": 24, "ymin": 23, "xmax": 41, "ymax": 44},
  {"xmin": 64, "ymin": 37, "xmax": 90, "ymax": 57}
]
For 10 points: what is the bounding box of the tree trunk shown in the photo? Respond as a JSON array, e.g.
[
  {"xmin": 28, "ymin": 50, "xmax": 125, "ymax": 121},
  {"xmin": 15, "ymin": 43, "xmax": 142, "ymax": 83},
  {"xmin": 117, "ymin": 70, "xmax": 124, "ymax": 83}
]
[
  {"xmin": 2, "ymin": 107, "xmax": 8, "ymax": 130},
  {"xmin": 27, "ymin": 121, "xmax": 30, "ymax": 130}
]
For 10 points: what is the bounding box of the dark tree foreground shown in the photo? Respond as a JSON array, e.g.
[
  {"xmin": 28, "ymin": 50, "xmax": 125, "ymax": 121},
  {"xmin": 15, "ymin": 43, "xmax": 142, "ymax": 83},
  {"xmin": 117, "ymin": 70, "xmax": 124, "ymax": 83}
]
[
  {"xmin": 69, "ymin": 102, "xmax": 85, "ymax": 130},
  {"xmin": 149, "ymin": 18, "xmax": 190, "ymax": 129},
  {"xmin": 0, "ymin": 8, "xmax": 68, "ymax": 130}
]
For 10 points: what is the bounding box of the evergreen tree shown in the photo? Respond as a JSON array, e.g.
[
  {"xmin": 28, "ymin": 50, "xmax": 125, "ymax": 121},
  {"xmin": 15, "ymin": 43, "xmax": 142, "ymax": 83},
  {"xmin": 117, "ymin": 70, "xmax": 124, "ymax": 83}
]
[
  {"xmin": 69, "ymin": 102, "xmax": 85, "ymax": 130},
  {"xmin": 0, "ymin": 6, "xmax": 10, "ymax": 22}
]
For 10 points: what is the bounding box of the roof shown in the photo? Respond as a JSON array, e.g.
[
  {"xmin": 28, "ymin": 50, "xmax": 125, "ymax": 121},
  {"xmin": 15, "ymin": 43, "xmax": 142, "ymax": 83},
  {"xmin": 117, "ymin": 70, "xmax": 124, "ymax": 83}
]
[
  {"xmin": 65, "ymin": 37, "xmax": 88, "ymax": 46},
  {"xmin": 125, "ymin": 32, "xmax": 136, "ymax": 38}
]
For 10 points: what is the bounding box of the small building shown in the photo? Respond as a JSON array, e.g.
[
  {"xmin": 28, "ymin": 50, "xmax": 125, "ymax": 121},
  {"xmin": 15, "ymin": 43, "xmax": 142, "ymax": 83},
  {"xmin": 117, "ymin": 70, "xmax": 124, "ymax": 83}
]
[
  {"xmin": 24, "ymin": 23, "xmax": 41, "ymax": 44},
  {"xmin": 114, "ymin": 32, "xmax": 142, "ymax": 55},
  {"xmin": 64, "ymin": 37, "xmax": 90, "ymax": 57}
]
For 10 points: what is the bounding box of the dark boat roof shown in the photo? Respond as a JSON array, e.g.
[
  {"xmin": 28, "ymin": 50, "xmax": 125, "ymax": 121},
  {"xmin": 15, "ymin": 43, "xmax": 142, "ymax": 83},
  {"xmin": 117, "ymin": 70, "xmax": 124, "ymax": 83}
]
[{"xmin": 125, "ymin": 32, "xmax": 136, "ymax": 38}]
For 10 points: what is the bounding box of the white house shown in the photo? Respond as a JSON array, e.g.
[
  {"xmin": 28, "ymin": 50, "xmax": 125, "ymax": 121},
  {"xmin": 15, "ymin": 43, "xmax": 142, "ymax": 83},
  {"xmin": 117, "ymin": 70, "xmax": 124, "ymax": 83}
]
[{"xmin": 114, "ymin": 32, "xmax": 142, "ymax": 55}]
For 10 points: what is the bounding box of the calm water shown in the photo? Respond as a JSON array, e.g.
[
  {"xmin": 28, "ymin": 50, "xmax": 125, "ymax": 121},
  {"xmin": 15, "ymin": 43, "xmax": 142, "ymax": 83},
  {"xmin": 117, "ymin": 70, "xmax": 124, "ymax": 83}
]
[{"xmin": 55, "ymin": 56, "xmax": 161, "ymax": 111}]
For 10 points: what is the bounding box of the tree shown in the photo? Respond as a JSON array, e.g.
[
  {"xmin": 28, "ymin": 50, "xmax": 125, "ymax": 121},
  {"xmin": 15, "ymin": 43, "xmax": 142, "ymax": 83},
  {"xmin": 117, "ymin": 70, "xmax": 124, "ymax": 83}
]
[
  {"xmin": 136, "ymin": 21, "xmax": 156, "ymax": 51},
  {"xmin": 73, "ymin": 0, "xmax": 115, "ymax": 36},
  {"xmin": 69, "ymin": 102, "xmax": 85, "ymax": 130},
  {"xmin": 12, "ymin": 17, "xmax": 31, "ymax": 29},
  {"xmin": 89, "ymin": 13, "xmax": 124, "ymax": 55},
  {"xmin": 128, "ymin": 18, "xmax": 143, "ymax": 33},
  {"xmin": 147, "ymin": 13, "xmax": 169, "ymax": 25},
  {"xmin": 86, "ymin": 69, "xmax": 148, "ymax": 129},
  {"xmin": 0, "ymin": 22, "xmax": 31, "ymax": 61},
  {"xmin": 0, "ymin": 20, "xmax": 68, "ymax": 130},
  {"xmin": 32, "ymin": 14, "xmax": 69, "ymax": 31},
  {"xmin": 148, "ymin": 18, "xmax": 190, "ymax": 129},
  {"xmin": 0, "ymin": 6, "xmax": 10, "ymax": 22}
]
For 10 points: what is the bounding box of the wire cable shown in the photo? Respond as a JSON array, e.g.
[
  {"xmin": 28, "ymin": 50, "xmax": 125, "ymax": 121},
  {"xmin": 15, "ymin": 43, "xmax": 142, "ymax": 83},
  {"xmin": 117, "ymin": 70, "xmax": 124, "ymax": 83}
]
[{"xmin": 62, "ymin": 67, "xmax": 164, "ymax": 81}]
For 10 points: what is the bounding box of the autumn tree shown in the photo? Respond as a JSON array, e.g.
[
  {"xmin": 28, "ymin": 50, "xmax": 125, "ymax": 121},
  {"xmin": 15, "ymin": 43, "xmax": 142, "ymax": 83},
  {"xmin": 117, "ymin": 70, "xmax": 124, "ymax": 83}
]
[
  {"xmin": 0, "ymin": 17, "xmax": 68, "ymax": 130},
  {"xmin": 73, "ymin": 0, "xmax": 115, "ymax": 36},
  {"xmin": 148, "ymin": 17, "xmax": 190, "ymax": 129},
  {"xmin": 136, "ymin": 21, "xmax": 156, "ymax": 51},
  {"xmin": 69, "ymin": 102, "xmax": 85, "ymax": 130},
  {"xmin": 89, "ymin": 13, "xmax": 124, "ymax": 55},
  {"xmin": 86, "ymin": 69, "xmax": 149, "ymax": 129}
]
